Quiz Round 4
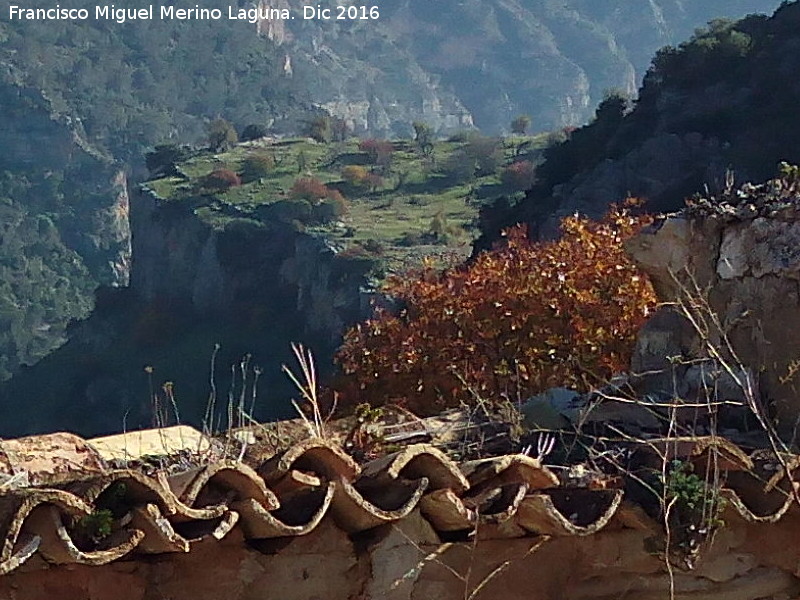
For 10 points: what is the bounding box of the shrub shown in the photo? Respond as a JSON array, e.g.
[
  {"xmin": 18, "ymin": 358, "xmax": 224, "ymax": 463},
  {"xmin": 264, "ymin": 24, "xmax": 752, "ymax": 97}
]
[
  {"xmin": 447, "ymin": 130, "xmax": 473, "ymax": 143},
  {"xmin": 240, "ymin": 153, "xmax": 275, "ymax": 182},
  {"xmin": 289, "ymin": 179, "xmax": 348, "ymax": 223},
  {"xmin": 502, "ymin": 160, "xmax": 536, "ymax": 191},
  {"xmin": 308, "ymin": 115, "xmax": 332, "ymax": 143},
  {"xmin": 465, "ymin": 136, "xmax": 503, "ymax": 176},
  {"xmin": 359, "ymin": 139, "xmax": 394, "ymax": 166},
  {"xmin": 342, "ymin": 165, "xmax": 369, "ymax": 186},
  {"xmin": 290, "ymin": 177, "xmax": 329, "ymax": 201},
  {"xmin": 361, "ymin": 238, "xmax": 384, "ymax": 255},
  {"xmin": 335, "ymin": 203, "xmax": 657, "ymax": 415},
  {"xmin": 331, "ymin": 117, "xmax": 350, "ymax": 142},
  {"xmin": 207, "ymin": 118, "xmax": 238, "ymax": 151},
  {"xmin": 240, "ymin": 123, "xmax": 268, "ymax": 142},
  {"xmin": 442, "ymin": 150, "xmax": 476, "ymax": 184},
  {"xmin": 202, "ymin": 168, "xmax": 241, "ymax": 191},
  {"xmin": 511, "ymin": 114, "xmax": 532, "ymax": 135},
  {"xmin": 364, "ymin": 172, "xmax": 384, "ymax": 192},
  {"xmin": 145, "ymin": 144, "xmax": 191, "ymax": 177},
  {"xmin": 314, "ymin": 190, "xmax": 349, "ymax": 222}
]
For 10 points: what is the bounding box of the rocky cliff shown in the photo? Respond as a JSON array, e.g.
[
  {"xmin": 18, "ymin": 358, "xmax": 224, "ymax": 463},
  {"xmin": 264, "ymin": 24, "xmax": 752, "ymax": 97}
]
[
  {"xmin": 0, "ymin": 71, "xmax": 131, "ymax": 378},
  {"xmin": 278, "ymin": 0, "xmax": 781, "ymax": 135},
  {"xmin": 131, "ymin": 186, "xmax": 372, "ymax": 342},
  {"xmin": 0, "ymin": 181, "xmax": 377, "ymax": 437},
  {"xmin": 626, "ymin": 169, "xmax": 800, "ymax": 429}
]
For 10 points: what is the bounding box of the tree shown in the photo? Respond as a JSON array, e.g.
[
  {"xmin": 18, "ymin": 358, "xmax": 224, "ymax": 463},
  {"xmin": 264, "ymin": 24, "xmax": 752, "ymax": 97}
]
[
  {"xmin": 331, "ymin": 117, "xmax": 350, "ymax": 142},
  {"xmin": 359, "ymin": 139, "xmax": 394, "ymax": 167},
  {"xmin": 240, "ymin": 153, "xmax": 275, "ymax": 183},
  {"xmin": 501, "ymin": 160, "xmax": 536, "ymax": 191},
  {"xmin": 145, "ymin": 144, "xmax": 190, "ymax": 177},
  {"xmin": 341, "ymin": 165, "xmax": 368, "ymax": 186},
  {"xmin": 240, "ymin": 123, "xmax": 268, "ymax": 142},
  {"xmin": 364, "ymin": 172, "xmax": 384, "ymax": 192},
  {"xmin": 289, "ymin": 178, "xmax": 349, "ymax": 224},
  {"xmin": 412, "ymin": 121, "xmax": 433, "ymax": 155},
  {"xmin": 297, "ymin": 150, "xmax": 308, "ymax": 173},
  {"xmin": 442, "ymin": 149, "xmax": 476, "ymax": 184},
  {"xmin": 511, "ymin": 114, "xmax": 532, "ymax": 135},
  {"xmin": 290, "ymin": 177, "xmax": 329, "ymax": 201},
  {"xmin": 308, "ymin": 115, "xmax": 332, "ymax": 143},
  {"xmin": 315, "ymin": 190, "xmax": 349, "ymax": 222},
  {"xmin": 202, "ymin": 168, "xmax": 241, "ymax": 191},
  {"xmin": 335, "ymin": 203, "xmax": 656, "ymax": 415},
  {"xmin": 207, "ymin": 118, "xmax": 238, "ymax": 152},
  {"xmin": 465, "ymin": 136, "xmax": 503, "ymax": 176}
]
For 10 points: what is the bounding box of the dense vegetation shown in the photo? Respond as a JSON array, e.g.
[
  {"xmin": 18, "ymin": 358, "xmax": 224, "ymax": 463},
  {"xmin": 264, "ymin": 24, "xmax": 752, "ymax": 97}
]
[
  {"xmin": 335, "ymin": 204, "xmax": 656, "ymax": 415},
  {"xmin": 0, "ymin": 1, "xmax": 312, "ymax": 380},
  {"xmin": 0, "ymin": 0, "xmax": 306, "ymax": 160},
  {"xmin": 478, "ymin": 1, "xmax": 800, "ymax": 245},
  {"xmin": 0, "ymin": 174, "xmax": 94, "ymax": 380}
]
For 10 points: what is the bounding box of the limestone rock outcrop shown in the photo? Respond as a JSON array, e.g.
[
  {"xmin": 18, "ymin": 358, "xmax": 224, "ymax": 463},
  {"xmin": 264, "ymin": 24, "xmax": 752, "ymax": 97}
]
[{"xmin": 626, "ymin": 177, "xmax": 800, "ymax": 425}]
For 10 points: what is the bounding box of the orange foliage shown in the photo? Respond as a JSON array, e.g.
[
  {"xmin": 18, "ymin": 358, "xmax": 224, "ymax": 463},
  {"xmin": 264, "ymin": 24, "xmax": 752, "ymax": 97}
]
[
  {"xmin": 358, "ymin": 139, "xmax": 393, "ymax": 165},
  {"xmin": 334, "ymin": 203, "xmax": 657, "ymax": 415},
  {"xmin": 203, "ymin": 168, "xmax": 241, "ymax": 191},
  {"xmin": 290, "ymin": 177, "xmax": 330, "ymax": 201},
  {"xmin": 341, "ymin": 165, "xmax": 368, "ymax": 185},
  {"xmin": 502, "ymin": 160, "xmax": 536, "ymax": 191}
]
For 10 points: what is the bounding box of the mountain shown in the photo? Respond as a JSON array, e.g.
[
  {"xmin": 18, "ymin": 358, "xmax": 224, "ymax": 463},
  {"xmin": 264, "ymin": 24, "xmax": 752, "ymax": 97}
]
[
  {"xmin": 476, "ymin": 1, "xmax": 800, "ymax": 246},
  {"xmin": 276, "ymin": 0, "xmax": 782, "ymax": 134}
]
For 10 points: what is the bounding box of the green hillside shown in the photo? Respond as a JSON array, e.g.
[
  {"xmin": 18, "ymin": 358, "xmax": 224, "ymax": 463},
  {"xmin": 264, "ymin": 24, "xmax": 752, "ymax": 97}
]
[{"xmin": 145, "ymin": 133, "xmax": 546, "ymax": 273}]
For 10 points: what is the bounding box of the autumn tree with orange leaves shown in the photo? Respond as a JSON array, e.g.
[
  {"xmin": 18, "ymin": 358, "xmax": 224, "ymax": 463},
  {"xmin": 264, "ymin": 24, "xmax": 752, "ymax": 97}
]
[{"xmin": 334, "ymin": 203, "xmax": 657, "ymax": 415}]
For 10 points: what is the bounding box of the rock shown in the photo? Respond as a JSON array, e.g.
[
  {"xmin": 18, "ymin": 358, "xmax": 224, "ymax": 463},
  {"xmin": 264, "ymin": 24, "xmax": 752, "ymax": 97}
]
[
  {"xmin": 521, "ymin": 388, "xmax": 581, "ymax": 429},
  {"xmin": 626, "ymin": 184, "xmax": 800, "ymax": 429}
]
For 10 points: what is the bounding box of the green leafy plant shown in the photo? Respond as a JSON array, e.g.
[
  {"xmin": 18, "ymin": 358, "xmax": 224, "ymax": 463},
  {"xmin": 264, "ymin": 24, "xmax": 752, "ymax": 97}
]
[
  {"xmin": 77, "ymin": 509, "xmax": 114, "ymax": 545},
  {"xmin": 664, "ymin": 459, "xmax": 726, "ymax": 557}
]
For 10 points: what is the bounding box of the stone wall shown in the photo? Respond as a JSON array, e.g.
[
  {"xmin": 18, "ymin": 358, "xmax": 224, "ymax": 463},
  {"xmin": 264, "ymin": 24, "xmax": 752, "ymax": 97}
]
[{"xmin": 626, "ymin": 205, "xmax": 800, "ymax": 427}]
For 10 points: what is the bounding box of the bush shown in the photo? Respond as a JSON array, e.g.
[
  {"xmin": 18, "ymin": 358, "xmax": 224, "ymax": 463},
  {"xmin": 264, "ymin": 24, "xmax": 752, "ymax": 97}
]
[
  {"xmin": 342, "ymin": 165, "xmax": 369, "ymax": 186},
  {"xmin": 511, "ymin": 114, "xmax": 532, "ymax": 135},
  {"xmin": 289, "ymin": 178, "xmax": 348, "ymax": 223},
  {"xmin": 364, "ymin": 172, "xmax": 384, "ymax": 192},
  {"xmin": 145, "ymin": 144, "xmax": 191, "ymax": 177},
  {"xmin": 359, "ymin": 139, "xmax": 394, "ymax": 166},
  {"xmin": 207, "ymin": 118, "xmax": 238, "ymax": 152},
  {"xmin": 314, "ymin": 190, "xmax": 349, "ymax": 222},
  {"xmin": 202, "ymin": 168, "xmax": 241, "ymax": 191},
  {"xmin": 361, "ymin": 238, "xmax": 384, "ymax": 255},
  {"xmin": 290, "ymin": 177, "xmax": 329, "ymax": 201},
  {"xmin": 240, "ymin": 123, "xmax": 268, "ymax": 142},
  {"xmin": 501, "ymin": 160, "xmax": 536, "ymax": 191},
  {"xmin": 442, "ymin": 150, "xmax": 476, "ymax": 184},
  {"xmin": 335, "ymin": 203, "xmax": 657, "ymax": 415},
  {"xmin": 308, "ymin": 116, "xmax": 332, "ymax": 143},
  {"xmin": 465, "ymin": 136, "xmax": 503, "ymax": 176},
  {"xmin": 447, "ymin": 130, "xmax": 473, "ymax": 143},
  {"xmin": 240, "ymin": 153, "xmax": 275, "ymax": 182}
]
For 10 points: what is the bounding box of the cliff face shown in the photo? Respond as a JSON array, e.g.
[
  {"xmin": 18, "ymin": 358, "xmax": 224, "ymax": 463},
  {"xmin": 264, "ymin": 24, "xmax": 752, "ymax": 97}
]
[
  {"xmin": 278, "ymin": 0, "xmax": 781, "ymax": 134},
  {"xmin": 625, "ymin": 174, "xmax": 800, "ymax": 427},
  {"xmin": 131, "ymin": 188, "xmax": 371, "ymax": 343},
  {"xmin": 0, "ymin": 76, "xmax": 131, "ymax": 287},
  {"xmin": 0, "ymin": 184, "xmax": 376, "ymax": 437}
]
